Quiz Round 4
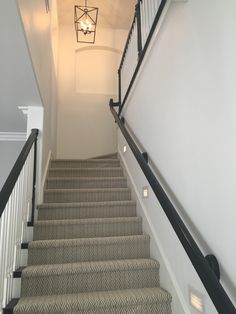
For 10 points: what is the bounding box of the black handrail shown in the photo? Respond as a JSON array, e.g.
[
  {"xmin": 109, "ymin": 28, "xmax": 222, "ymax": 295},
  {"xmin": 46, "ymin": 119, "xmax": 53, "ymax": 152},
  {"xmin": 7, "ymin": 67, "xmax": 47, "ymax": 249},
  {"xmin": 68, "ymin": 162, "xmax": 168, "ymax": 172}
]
[
  {"xmin": 118, "ymin": 0, "xmax": 167, "ymax": 115},
  {"xmin": 109, "ymin": 100, "xmax": 236, "ymax": 314},
  {"xmin": 0, "ymin": 129, "xmax": 39, "ymax": 221}
]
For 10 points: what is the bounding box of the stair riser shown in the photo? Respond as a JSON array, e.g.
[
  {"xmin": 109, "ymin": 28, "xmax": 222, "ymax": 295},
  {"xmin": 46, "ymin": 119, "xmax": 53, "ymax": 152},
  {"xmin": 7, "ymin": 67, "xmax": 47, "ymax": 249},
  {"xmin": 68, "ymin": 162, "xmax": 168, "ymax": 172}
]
[
  {"xmin": 46, "ymin": 178, "xmax": 127, "ymax": 189},
  {"xmin": 50, "ymin": 161, "xmax": 120, "ymax": 168},
  {"xmin": 14, "ymin": 301, "xmax": 171, "ymax": 314},
  {"xmin": 44, "ymin": 190, "xmax": 131, "ymax": 203},
  {"xmin": 28, "ymin": 238, "xmax": 150, "ymax": 265},
  {"xmin": 33, "ymin": 221, "xmax": 142, "ymax": 240},
  {"xmin": 49, "ymin": 169, "xmax": 123, "ymax": 178},
  {"xmin": 14, "ymin": 287, "xmax": 172, "ymax": 314},
  {"xmin": 38, "ymin": 205, "xmax": 136, "ymax": 220},
  {"xmin": 21, "ymin": 268, "xmax": 160, "ymax": 297}
]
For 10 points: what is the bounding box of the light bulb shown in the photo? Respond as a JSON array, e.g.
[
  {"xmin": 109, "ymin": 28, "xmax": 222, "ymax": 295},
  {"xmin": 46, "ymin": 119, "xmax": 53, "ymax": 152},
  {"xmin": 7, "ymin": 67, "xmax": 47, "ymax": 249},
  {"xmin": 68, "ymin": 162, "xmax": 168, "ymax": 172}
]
[{"xmin": 80, "ymin": 18, "xmax": 92, "ymax": 34}]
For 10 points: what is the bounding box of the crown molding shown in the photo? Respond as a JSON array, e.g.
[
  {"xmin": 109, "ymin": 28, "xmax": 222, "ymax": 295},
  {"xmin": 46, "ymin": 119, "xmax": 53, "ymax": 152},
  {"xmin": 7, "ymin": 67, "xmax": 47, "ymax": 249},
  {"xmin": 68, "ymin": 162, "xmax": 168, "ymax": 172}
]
[
  {"xmin": 0, "ymin": 132, "xmax": 27, "ymax": 142},
  {"xmin": 18, "ymin": 106, "xmax": 28, "ymax": 115}
]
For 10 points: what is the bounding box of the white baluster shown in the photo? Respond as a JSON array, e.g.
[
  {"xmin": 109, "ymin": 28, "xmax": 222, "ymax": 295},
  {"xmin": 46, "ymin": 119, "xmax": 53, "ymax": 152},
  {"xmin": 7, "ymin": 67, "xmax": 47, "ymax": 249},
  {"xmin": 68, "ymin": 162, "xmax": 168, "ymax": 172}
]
[{"xmin": 0, "ymin": 143, "xmax": 36, "ymax": 311}]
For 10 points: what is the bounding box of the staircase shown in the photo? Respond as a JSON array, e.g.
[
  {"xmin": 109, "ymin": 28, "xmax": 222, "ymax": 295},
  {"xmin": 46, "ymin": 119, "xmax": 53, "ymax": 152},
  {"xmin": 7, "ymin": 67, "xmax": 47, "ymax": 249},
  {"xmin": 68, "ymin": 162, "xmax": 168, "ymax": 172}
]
[{"xmin": 14, "ymin": 155, "xmax": 172, "ymax": 313}]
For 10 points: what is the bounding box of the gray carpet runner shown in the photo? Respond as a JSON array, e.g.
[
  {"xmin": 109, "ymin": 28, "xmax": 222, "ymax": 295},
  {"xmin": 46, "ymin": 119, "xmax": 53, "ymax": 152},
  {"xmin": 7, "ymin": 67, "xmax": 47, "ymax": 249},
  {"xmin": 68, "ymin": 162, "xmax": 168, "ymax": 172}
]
[{"xmin": 14, "ymin": 156, "xmax": 172, "ymax": 313}]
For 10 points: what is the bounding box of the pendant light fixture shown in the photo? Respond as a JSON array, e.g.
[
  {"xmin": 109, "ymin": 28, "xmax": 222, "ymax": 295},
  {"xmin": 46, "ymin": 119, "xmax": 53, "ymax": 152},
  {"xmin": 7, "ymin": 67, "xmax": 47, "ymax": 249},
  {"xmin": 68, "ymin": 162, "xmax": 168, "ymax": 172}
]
[{"xmin": 74, "ymin": 0, "xmax": 98, "ymax": 44}]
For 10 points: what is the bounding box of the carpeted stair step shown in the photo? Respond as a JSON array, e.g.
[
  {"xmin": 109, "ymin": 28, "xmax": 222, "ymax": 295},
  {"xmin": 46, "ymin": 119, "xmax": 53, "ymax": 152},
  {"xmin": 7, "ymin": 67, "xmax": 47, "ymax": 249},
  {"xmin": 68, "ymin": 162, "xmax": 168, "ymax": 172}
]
[
  {"xmin": 46, "ymin": 176, "xmax": 127, "ymax": 189},
  {"xmin": 14, "ymin": 287, "xmax": 172, "ymax": 314},
  {"xmin": 37, "ymin": 200, "xmax": 136, "ymax": 220},
  {"xmin": 50, "ymin": 159, "xmax": 120, "ymax": 169},
  {"xmin": 33, "ymin": 217, "xmax": 142, "ymax": 240},
  {"xmin": 20, "ymin": 259, "xmax": 160, "ymax": 297},
  {"xmin": 48, "ymin": 167, "xmax": 123, "ymax": 178},
  {"xmin": 28, "ymin": 235, "xmax": 150, "ymax": 265},
  {"xmin": 91, "ymin": 153, "xmax": 118, "ymax": 159},
  {"xmin": 12, "ymin": 154, "xmax": 172, "ymax": 313},
  {"xmin": 44, "ymin": 188, "xmax": 131, "ymax": 203}
]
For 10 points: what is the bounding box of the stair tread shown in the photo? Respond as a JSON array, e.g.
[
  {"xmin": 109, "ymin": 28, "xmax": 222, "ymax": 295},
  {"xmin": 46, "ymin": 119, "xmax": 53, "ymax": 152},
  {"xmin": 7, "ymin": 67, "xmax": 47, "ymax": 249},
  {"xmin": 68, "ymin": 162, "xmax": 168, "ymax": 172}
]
[
  {"xmin": 49, "ymin": 167, "xmax": 123, "ymax": 171},
  {"xmin": 51, "ymin": 158, "xmax": 119, "ymax": 162},
  {"xmin": 35, "ymin": 216, "xmax": 142, "ymax": 226},
  {"xmin": 90, "ymin": 153, "xmax": 118, "ymax": 159},
  {"xmin": 44, "ymin": 187, "xmax": 130, "ymax": 192},
  {"xmin": 48, "ymin": 167, "xmax": 124, "ymax": 178},
  {"xmin": 28, "ymin": 235, "xmax": 150, "ymax": 265},
  {"xmin": 22, "ymin": 259, "xmax": 160, "ymax": 277},
  {"xmin": 47, "ymin": 176, "xmax": 126, "ymax": 181},
  {"xmin": 38, "ymin": 200, "xmax": 136, "ymax": 209},
  {"xmin": 29, "ymin": 235, "xmax": 150, "ymax": 249},
  {"xmin": 14, "ymin": 287, "xmax": 171, "ymax": 312},
  {"xmin": 46, "ymin": 177, "xmax": 128, "ymax": 190}
]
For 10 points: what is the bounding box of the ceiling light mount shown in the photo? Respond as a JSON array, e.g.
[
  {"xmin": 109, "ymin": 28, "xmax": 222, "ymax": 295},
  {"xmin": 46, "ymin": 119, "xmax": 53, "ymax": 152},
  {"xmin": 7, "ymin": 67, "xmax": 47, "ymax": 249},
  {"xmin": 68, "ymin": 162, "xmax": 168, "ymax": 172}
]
[{"xmin": 74, "ymin": 0, "xmax": 98, "ymax": 44}]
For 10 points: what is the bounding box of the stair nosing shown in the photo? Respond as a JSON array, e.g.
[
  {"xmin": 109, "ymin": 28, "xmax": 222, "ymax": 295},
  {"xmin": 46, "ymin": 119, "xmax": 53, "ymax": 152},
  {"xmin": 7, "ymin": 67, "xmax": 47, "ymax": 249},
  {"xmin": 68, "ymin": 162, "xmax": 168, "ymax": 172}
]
[
  {"xmin": 34, "ymin": 216, "xmax": 142, "ymax": 226},
  {"xmin": 14, "ymin": 287, "xmax": 172, "ymax": 310},
  {"xmin": 22, "ymin": 259, "xmax": 160, "ymax": 278},
  {"xmin": 49, "ymin": 167, "xmax": 123, "ymax": 171},
  {"xmin": 38, "ymin": 200, "xmax": 136, "ymax": 209},
  {"xmin": 51, "ymin": 158, "xmax": 119, "ymax": 162},
  {"xmin": 47, "ymin": 176, "xmax": 126, "ymax": 181},
  {"xmin": 44, "ymin": 187, "xmax": 131, "ymax": 193},
  {"xmin": 28, "ymin": 234, "xmax": 150, "ymax": 249}
]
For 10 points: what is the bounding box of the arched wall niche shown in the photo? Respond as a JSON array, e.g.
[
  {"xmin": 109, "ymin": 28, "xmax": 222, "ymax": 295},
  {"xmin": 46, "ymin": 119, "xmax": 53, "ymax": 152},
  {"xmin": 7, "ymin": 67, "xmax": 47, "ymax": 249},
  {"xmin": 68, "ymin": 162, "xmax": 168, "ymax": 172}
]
[{"xmin": 75, "ymin": 46, "xmax": 122, "ymax": 95}]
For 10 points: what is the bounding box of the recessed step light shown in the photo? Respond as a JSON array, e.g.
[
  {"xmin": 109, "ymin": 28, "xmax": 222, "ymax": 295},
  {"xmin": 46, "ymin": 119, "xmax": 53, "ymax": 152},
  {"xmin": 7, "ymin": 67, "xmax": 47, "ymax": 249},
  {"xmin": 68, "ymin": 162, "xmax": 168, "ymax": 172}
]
[
  {"xmin": 189, "ymin": 289, "xmax": 205, "ymax": 313},
  {"xmin": 142, "ymin": 186, "xmax": 149, "ymax": 199}
]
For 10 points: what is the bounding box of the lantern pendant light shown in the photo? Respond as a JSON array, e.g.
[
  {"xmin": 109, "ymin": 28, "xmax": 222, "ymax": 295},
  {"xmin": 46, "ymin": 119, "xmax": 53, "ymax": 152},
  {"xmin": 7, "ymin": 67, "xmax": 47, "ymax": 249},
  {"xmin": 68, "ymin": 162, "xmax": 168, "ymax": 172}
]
[{"xmin": 74, "ymin": 0, "xmax": 98, "ymax": 44}]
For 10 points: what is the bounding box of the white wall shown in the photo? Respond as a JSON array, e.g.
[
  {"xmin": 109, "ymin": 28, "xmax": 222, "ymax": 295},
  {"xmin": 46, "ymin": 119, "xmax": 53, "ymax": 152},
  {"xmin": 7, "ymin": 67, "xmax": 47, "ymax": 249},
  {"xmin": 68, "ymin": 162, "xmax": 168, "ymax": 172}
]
[
  {"xmin": 0, "ymin": 0, "xmax": 42, "ymax": 132},
  {"xmin": 121, "ymin": 0, "xmax": 236, "ymax": 310},
  {"xmin": 17, "ymin": 0, "xmax": 59, "ymax": 181},
  {"xmin": 57, "ymin": 24, "xmax": 128, "ymax": 159},
  {"xmin": 118, "ymin": 130, "xmax": 218, "ymax": 313}
]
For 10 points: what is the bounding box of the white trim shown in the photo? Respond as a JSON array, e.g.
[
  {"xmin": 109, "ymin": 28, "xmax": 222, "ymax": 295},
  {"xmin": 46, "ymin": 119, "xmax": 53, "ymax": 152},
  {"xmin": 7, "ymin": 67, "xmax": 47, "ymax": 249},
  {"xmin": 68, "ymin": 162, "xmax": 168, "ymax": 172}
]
[
  {"xmin": 18, "ymin": 106, "xmax": 28, "ymax": 115},
  {"xmin": 0, "ymin": 132, "xmax": 27, "ymax": 141},
  {"xmin": 26, "ymin": 106, "xmax": 44, "ymax": 207},
  {"xmin": 118, "ymin": 147, "xmax": 190, "ymax": 314},
  {"xmin": 40, "ymin": 150, "xmax": 52, "ymax": 203}
]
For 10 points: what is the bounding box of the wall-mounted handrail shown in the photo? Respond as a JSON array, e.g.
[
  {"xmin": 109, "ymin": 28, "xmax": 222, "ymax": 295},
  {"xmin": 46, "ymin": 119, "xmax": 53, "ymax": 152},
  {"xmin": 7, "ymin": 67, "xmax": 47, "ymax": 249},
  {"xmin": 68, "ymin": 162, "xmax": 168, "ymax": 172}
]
[
  {"xmin": 118, "ymin": 0, "xmax": 167, "ymax": 115},
  {"xmin": 109, "ymin": 100, "xmax": 236, "ymax": 314},
  {"xmin": 0, "ymin": 128, "xmax": 38, "ymax": 220}
]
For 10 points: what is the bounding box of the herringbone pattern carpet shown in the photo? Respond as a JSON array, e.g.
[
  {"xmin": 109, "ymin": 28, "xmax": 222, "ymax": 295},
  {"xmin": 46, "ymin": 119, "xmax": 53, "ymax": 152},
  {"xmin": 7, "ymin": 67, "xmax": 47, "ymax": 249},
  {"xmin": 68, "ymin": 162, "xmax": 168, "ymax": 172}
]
[{"xmin": 14, "ymin": 155, "xmax": 172, "ymax": 313}]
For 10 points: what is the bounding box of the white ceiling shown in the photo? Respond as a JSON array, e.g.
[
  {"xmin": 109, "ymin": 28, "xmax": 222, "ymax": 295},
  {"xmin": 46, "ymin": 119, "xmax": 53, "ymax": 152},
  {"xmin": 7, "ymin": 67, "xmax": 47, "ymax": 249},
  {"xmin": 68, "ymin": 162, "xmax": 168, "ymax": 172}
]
[{"xmin": 57, "ymin": 0, "xmax": 136, "ymax": 29}]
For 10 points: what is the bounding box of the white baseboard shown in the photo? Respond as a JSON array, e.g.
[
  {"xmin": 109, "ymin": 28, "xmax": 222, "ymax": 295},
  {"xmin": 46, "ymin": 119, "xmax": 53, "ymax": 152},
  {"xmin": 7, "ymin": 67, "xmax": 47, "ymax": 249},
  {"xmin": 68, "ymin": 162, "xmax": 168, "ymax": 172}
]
[
  {"xmin": 39, "ymin": 150, "xmax": 52, "ymax": 204},
  {"xmin": 118, "ymin": 148, "xmax": 190, "ymax": 314},
  {"xmin": 12, "ymin": 278, "xmax": 21, "ymax": 299}
]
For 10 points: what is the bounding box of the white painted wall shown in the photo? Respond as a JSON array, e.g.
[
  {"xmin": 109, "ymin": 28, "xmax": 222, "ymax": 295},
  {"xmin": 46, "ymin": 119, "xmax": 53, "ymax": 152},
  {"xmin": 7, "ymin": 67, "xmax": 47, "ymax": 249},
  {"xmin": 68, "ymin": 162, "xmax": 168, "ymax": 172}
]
[
  {"xmin": 17, "ymin": 0, "xmax": 59, "ymax": 184},
  {"xmin": 57, "ymin": 24, "xmax": 128, "ymax": 159},
  {"xmin": 118, "ymin": 130, "xmax": 218, "ymax": 313},
  {"xmin": 0, "ymin": 0, "xmax": 42, "ymax": 132},
  {"xmin": 121, "ymin": 0, "xmax": 236, "ymax": 309}
]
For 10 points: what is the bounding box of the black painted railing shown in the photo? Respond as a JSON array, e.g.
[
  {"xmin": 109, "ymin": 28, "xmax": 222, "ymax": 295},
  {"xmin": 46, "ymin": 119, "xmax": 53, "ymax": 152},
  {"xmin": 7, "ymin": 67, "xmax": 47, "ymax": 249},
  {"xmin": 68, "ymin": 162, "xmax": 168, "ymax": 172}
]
[
  {"xmin": 109, "ymin": 100, "xmax": 236, "ymax": 314},
  {"xmin": 118, "ymin": 0, "xmax": 167, "ymax": 115}
]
